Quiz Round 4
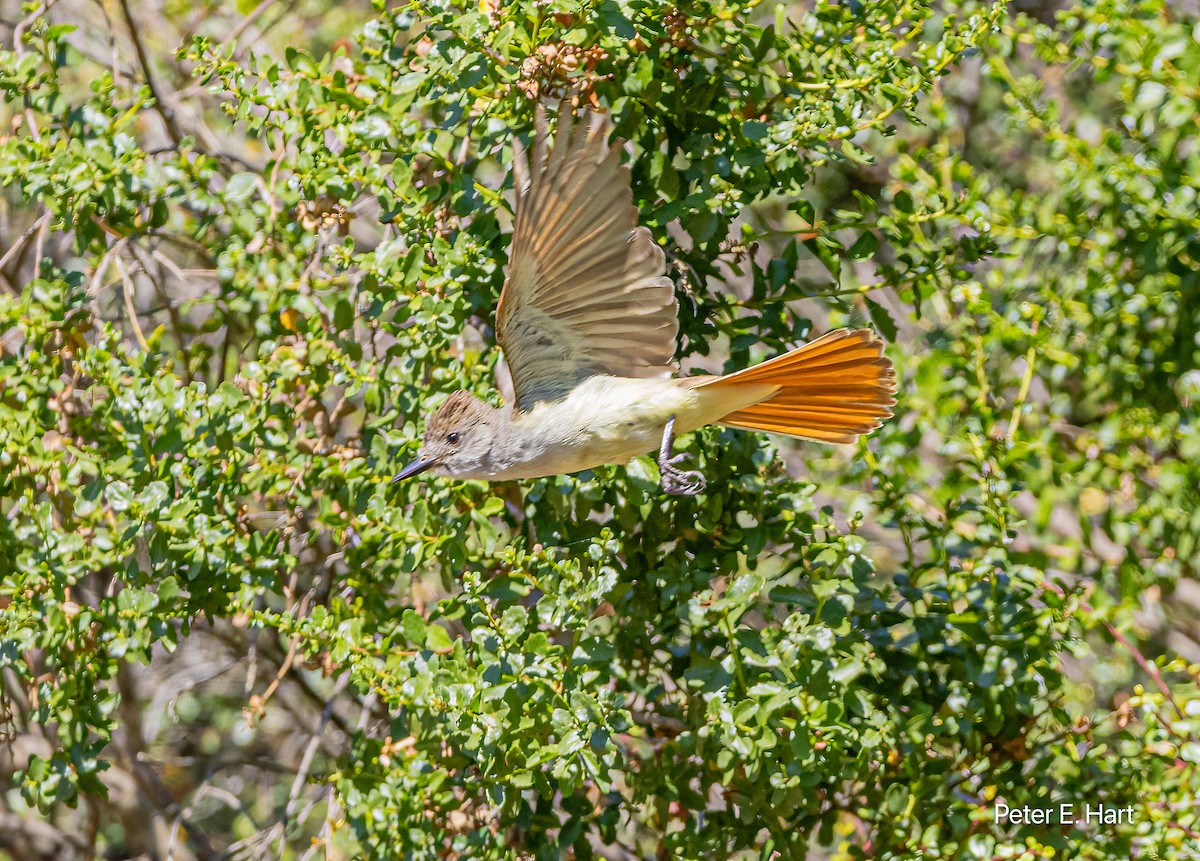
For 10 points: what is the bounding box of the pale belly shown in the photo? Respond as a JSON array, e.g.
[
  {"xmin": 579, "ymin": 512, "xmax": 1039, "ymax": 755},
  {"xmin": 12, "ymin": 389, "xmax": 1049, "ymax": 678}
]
[{"xmin": 480, "ymin": 376, "xmax": 746, "ymax": 480}]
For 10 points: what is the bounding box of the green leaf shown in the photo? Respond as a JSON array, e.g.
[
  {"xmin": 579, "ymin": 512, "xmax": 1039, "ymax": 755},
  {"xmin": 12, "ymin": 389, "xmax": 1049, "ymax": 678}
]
[
  {"xmin": 224, "ymin": 173, "xmax": 258, "ymax": 204},
  {"xmin": 400, "ymin": 609, "xmax": 426, "ymax": 646},
  {"xmin": 483, "ymin": 575, "xmax": 530, "ymax": 602},
  {"xmin": 157, "ymin": 576, "xmax": 180, "ymax": 603},
  {"xmin": 106, "ymin": 481, "xmax": 133, "ymax": 513},
  {"xmin": 136, "ymin": 481, "xmax": 170, "ymax": 511},
  {"xmin": 425, "ymin": 624, "xmax": 453, "ymax": 651},
  {"xmin": 865, "ymin": 297, "xmax": 897, "ymax": 341},
  {"xmin": 847, "ymin": 231, "xmax": 878, "ymax": 260}
]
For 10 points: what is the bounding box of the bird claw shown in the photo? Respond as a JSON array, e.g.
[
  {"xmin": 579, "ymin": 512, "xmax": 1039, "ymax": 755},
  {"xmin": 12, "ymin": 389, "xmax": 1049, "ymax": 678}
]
[
  {"xmin": 661, "ymin": 462, "xmax": 706, "ymax": 496},
  {"xmin": 658, "ymin": 415, "xmax": 706, "ymax": 496}
]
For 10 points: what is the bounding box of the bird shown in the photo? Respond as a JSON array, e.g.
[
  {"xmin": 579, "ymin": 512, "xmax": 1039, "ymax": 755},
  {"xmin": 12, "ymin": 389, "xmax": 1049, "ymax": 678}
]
[{"xmin": 394, "ymin": 107, "xmax": 896, "ymax": 495}]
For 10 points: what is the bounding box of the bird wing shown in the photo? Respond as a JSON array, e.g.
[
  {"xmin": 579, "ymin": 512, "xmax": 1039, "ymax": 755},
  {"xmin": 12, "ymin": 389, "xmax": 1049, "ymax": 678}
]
[{"xmin": 495, "ymin": 107, "xmax": 678, "ymax": 413}]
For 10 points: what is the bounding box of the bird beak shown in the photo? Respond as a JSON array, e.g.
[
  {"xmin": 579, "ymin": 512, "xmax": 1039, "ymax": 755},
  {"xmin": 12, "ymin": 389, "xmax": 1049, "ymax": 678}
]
[{"xmin": 392, "ymin": 457, "xmax": 437, "ymax": 483}]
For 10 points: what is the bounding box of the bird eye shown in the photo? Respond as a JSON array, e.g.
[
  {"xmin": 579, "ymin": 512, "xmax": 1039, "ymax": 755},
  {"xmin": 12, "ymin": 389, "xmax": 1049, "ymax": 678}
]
[{"xmin": 447, "ymin": 432, "xmax": 460, "ymax": 444}]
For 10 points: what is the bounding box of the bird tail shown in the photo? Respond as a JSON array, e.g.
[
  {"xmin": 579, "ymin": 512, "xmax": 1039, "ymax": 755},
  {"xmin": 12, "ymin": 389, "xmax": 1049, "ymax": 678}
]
[{"xmin": 692, "ymin": 328, "xmax": 897, "ymax": 444}]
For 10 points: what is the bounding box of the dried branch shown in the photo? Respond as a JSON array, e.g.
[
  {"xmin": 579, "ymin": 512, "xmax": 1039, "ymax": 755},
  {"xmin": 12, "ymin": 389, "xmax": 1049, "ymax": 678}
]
[
  {"xmin": 115, "ymin": 0, "xmax": 184, "ymax": 145},
  {"xmin": 0, "ymin": 210, "xmax": 51, "ymax": 289},
  {"xmin": 114, "ymin": 254, "xmax": 151, "ymax": 351}
]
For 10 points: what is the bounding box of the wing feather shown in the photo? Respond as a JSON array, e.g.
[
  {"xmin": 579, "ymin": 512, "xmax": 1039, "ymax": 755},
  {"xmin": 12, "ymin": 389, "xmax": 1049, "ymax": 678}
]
[{"xmin": 495, "ymin": 107, "xmax": 678, "ymax": 412}]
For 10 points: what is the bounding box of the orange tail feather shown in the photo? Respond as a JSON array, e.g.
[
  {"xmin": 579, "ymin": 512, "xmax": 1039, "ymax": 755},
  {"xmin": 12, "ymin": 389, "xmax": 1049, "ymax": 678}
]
[{"xmin": 696, "ymin": 328, "xmax": 897, "ymax": 444}]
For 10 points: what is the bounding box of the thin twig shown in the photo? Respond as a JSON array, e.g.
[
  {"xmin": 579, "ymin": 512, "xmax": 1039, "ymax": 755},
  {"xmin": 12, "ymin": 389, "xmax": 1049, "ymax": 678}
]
[
  {"xmin": 115, "ymin": 0, "xmax": 184, "ymax": 145},
  {"xmin": 88, "ymin": 239, "xmax": 128, "ymax": 302},
  {"xmin": 126, "ymin": 241, "xmax": 193, "ymax": 380},
  {"xmin": 0, "ymin": 210, "xmax": 51, "ymax": 276},
  {"xmin": 248, "ymin": 637, "xmax": 300, "ymax": 722},
  {"xmin": 217, "ymin": 305, "xmax": 235, "ymax": 385},
  {"xmin": 276, "ymin": 672, "xmax": 351, "ymax": 860},
  {"xmin": 114, "ymin": 255, "xmax": 151, "ymax": 351},
  {"xmin": 31, "ymin": 213, "xmax": 48, "ymax": 281},
  {"xmin": 10, "ymin": 0, "xmax": 52, "ymax": 147},
  {"xmin": 1106, "ymin": 622, "xmax": 1186, "ymax": 719},
  {"xmin": 225, "ymin": 0, "xmax": 281, "ymax": 47},
  {"xmin": 1006, "ymin": 342, "xmax": 1037, "ymax": 443},
  {"xmin": 11, "ymin": 1, "xmax": 51, "ymax": 57},
  {"xmin": 231, "ymin": 0, "xmax": 301, "ymax": 62},
  {"xmin": 296, "ymin": 787, "xmax": 339, "ymax": 861}
]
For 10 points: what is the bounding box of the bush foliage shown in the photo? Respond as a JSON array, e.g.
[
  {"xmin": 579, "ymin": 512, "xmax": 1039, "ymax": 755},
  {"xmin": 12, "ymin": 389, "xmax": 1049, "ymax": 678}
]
[{"xmin": 1, "ymin": 0, "xmax": 1199, "ymax": 858}]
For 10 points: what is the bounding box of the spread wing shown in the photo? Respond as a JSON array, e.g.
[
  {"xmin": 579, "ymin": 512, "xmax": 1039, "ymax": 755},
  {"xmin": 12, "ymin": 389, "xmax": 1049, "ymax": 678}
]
[{"xmin": 495, "ymin": 107, "xmax": 678, "ymax": 412}]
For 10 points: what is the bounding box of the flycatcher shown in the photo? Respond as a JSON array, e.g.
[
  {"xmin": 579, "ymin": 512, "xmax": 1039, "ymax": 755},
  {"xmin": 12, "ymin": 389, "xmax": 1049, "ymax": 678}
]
[{"xmin": 395, "ymin": 108, "xmax": 896, "ymax": 495}]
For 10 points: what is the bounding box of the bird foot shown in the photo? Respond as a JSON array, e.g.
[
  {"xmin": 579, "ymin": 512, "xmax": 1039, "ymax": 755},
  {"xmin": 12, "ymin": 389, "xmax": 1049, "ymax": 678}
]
[
  {"xmin": 658, "ymin": 416, "xmax": 706, "ymax": 496},
  {"xmin": 661, "ymin": 459, "xmax": 706, "ymax": 496}
]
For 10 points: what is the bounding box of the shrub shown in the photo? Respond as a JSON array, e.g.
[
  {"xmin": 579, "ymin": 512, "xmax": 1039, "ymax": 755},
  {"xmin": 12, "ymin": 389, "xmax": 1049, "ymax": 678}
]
[{"xmin": 1, "ymin": 0, "xmax": 1197, "ymax": 858}]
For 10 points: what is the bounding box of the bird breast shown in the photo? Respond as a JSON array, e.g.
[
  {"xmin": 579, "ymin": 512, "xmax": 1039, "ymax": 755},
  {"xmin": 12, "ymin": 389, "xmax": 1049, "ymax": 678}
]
[{"xmin": 489, "ymin": 376, "xmax": 709, "ymax": 479}]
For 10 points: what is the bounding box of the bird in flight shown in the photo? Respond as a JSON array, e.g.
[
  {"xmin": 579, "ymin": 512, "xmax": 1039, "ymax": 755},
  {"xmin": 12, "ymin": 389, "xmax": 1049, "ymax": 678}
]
[{"xmin": 395, "ymin": 107, "xmax": 896, "ymax": 495}]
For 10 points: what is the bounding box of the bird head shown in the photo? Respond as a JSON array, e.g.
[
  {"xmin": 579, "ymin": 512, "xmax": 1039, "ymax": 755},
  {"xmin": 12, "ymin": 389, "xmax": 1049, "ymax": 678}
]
[{"xmin": 393, "ymin": 391, "xmax": 499, "ymax": 482}]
